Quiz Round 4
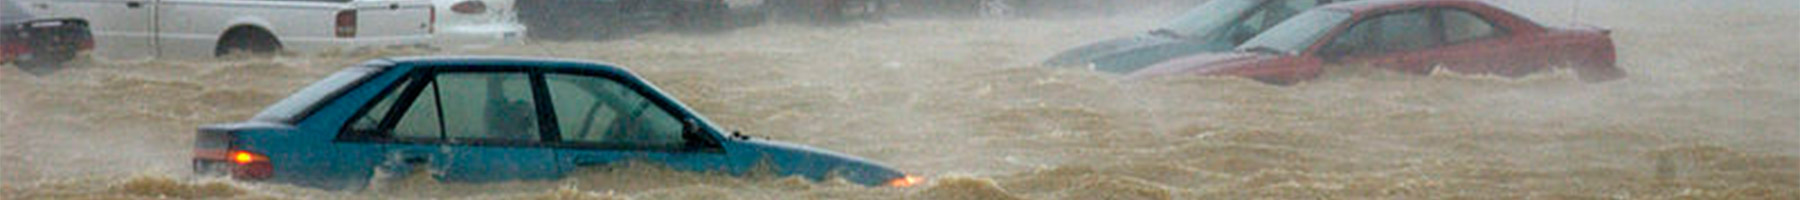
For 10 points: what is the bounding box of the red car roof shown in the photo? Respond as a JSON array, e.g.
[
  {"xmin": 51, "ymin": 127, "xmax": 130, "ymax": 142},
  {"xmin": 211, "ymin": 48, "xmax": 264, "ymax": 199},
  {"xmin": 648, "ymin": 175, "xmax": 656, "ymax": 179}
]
[
  {"xmin": 1321, "ymin": 0, "xmax": 1545, "ymax": 32},
  {"xmin": 1324, "ymin": 0, "xmax": 1492, "ymax": 13}
]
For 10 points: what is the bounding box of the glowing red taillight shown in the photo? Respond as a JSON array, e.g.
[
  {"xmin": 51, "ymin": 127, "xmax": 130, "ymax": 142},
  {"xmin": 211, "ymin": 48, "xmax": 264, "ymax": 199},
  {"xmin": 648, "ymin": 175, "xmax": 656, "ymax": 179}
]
[
  {"xmin": 231, "ymin": 151, "xmax": 262, "ymax": 164},
  {"xmin": 450, "ymin": 1, "xmax": 487, "ymax": 14},
  {"xmin": 887, "ymin": 175, "xmax": 924, "ymax": 187},
  {"xmin": 335, "ymin": 10, "xmax": 357, "ymax": 38},
  {"xmin": 228, "ymin": 150, "xmax": 273, "ymax": 179}
]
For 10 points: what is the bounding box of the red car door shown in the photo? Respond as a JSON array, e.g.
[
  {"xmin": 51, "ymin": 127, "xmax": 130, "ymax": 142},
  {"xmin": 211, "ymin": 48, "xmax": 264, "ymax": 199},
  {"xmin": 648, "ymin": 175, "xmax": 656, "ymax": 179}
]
[{"xmin": 1316, "ymin": 9, "xmax": 1441, "ymax": 74}]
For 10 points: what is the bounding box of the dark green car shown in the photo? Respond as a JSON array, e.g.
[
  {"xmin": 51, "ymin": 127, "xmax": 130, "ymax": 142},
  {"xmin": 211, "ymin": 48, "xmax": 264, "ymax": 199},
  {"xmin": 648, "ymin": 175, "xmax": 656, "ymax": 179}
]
[{"xmin": 1043, "ymin": 0, "xmax": 1348, "ymax": 73}]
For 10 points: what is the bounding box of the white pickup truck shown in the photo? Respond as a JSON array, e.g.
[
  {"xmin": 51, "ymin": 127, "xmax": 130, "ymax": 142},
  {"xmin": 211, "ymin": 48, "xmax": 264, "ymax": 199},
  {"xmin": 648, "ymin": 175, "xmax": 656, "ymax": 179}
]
[{"xmin": 14, "ymin": 0, "xmax": 434, "ymax": 59}]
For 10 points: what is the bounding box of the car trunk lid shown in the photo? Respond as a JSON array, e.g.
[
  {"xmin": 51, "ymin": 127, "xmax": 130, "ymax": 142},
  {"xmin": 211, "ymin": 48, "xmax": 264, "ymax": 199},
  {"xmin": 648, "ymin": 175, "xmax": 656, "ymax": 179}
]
[{"xmin": 346, "ymin": 0, "xmax": 435, "ymax": 38}]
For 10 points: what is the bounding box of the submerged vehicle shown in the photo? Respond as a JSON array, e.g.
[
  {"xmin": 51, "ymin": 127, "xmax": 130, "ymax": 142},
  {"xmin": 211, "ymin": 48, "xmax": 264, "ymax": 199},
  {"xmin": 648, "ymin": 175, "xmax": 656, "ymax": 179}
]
[
  {"xmin": 1, "ymin": 0, "xmax": 93, "ymax": 68},
  {"xmin": 517, "ymin": 0, "xmax": 731, "ymax": 40},
  {"xmin": 1131, "ymin": 0, "xmax": 1624, "ymax": 85},
  {"xmin": 1043, "ymin": 0, "xmax": 1350, "ymax": 73},
  {"xmin": 193, "ymin": 56, "xmax": 920, "ymax": 190},
  {"xmin": 765, "ymin": 0, "xmax": 885, "ymax": 25}
]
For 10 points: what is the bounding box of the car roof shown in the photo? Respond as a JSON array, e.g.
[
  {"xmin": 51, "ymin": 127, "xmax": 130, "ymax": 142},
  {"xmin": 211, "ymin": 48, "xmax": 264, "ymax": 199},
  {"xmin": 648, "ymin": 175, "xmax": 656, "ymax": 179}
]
[
  {"xmin": 1320, "ymin": 0, "xmax": 1490, "ymax": 13},
  {"xmin": 372, "ymin": 55, "xmax": 637, "ymax": 75}
]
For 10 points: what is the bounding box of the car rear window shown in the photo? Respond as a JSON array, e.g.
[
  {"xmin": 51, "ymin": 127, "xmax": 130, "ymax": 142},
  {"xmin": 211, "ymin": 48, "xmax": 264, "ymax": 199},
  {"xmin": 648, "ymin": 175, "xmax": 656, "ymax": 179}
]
[{"xmin": 250, "ymin": 66, "xmax": 382, "ymax": 123}]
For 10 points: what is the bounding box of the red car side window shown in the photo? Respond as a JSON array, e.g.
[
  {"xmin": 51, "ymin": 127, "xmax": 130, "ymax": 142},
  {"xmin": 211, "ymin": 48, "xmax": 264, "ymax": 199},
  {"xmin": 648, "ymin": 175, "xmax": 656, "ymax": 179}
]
[
  {"xmin": 1325, "ymin": 9, "xmax": 1436, "ymax": 56},
  {"xmin": 1440, "ymin": 9, "xmax": 1504, "ymax": 44}
]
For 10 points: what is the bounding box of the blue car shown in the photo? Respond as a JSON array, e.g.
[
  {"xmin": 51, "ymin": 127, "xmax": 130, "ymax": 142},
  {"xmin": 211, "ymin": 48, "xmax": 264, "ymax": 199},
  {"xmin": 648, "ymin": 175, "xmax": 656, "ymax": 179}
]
[
  {"xmin": 1042, "ymin": 0, "xmax": 1348, "ymax": 73},
  {"xmin": 192, "ymin": 56, "xmax": 921, "ymax": 190}
]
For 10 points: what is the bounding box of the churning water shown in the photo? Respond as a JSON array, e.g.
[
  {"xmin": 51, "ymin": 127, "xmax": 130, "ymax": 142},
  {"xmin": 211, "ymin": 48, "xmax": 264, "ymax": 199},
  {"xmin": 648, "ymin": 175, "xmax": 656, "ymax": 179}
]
[{"xmin": 3, "ymin": 0, "xmax": 1796, "ymax": 199}]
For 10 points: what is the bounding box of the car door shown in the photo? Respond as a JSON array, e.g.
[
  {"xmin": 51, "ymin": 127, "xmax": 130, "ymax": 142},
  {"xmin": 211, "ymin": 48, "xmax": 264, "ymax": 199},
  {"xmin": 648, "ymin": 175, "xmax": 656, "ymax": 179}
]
[
  {"xmin": 1317, "ymin": 8, "xmax": 1440, "ymax": 74},
  {"xmin": 539, "ymin": 72, "xmax": 727, "ymax": 174},
  {"xmin": 1413, "ymin": 8, "xmax": 1544, "ymax": 77},
  {"xmin": 344, "ymin": 69, "xmax": 562, "ymax": 183},
  {"xmin": 26, "ymin": 0, "xmax": 156, "ymax": 59}
]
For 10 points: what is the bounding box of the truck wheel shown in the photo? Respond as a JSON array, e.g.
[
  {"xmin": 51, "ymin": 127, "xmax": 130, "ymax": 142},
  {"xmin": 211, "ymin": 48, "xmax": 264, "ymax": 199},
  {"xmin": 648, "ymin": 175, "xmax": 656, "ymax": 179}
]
[{"xmin": 215, "ymin": 28, "xmax": 282, "ymax": 58}]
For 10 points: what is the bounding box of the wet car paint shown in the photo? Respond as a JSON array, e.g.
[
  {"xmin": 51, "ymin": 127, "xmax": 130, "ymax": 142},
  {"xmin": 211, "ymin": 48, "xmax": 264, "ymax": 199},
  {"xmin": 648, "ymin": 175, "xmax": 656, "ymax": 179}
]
[{"xmin": 192, "ymin": 56, "xmax": 910, "ymax": 190}]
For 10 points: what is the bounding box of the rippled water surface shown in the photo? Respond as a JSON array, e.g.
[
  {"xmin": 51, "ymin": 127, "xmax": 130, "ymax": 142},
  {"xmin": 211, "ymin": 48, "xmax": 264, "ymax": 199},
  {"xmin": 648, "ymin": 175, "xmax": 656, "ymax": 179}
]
[{"xmin": 3, "ymin": 0, "xmax": 1796, "ymax": 199}]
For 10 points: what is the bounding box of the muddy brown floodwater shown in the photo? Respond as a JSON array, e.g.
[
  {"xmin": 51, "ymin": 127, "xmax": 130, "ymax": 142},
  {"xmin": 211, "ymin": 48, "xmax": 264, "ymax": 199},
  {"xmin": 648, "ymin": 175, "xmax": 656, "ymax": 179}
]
[{"xmin": 3, "ymin": 0, "xmax": 1796, "ymax": 199}]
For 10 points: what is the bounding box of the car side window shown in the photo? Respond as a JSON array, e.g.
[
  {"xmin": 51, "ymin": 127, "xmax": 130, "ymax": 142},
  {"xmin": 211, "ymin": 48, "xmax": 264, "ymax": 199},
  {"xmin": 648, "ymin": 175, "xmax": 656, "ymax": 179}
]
[
  {"xmin": 1227, "ymin": 0, "xmax": 1317, "ymax": 44},
  {"xmin": 347, "ymin": 77, "xmax": 413, "ymax": 134},
  {"xmin": 431, "ymin": 72, "xmax": 542, "ymax": 142},
  {"xmin": 392, "ymin": 81, "xmax": 445, "ymax": 139},
  {"xmin": 1325, "ymin": 9, "xmax": 1436, "ymax": 57},
  {"xmin": 1440, "ymin": 9, "xmax": 1504, "ymax": 44},
  {"xmin": 544, "ymin": 73, "xmax": 685, "ymax": 147}
]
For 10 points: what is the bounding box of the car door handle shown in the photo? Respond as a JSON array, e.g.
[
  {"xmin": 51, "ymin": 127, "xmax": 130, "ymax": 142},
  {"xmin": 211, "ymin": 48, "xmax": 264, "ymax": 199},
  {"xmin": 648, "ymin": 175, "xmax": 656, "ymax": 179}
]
[{"xmin": 126, "ymin": 1, "xmax": 143, "ymax": 8}]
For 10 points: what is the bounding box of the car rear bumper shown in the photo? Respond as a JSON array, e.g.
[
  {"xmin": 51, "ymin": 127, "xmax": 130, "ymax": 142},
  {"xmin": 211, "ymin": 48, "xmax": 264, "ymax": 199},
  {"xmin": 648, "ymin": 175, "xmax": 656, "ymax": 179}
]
[{"xmin": 432, "ymin": 23, "xmax": 527, "ymax": 49}]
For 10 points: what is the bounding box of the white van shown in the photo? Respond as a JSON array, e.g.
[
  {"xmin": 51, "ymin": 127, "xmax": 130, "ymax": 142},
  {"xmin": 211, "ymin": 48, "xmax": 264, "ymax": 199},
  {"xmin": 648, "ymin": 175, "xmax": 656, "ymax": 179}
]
[{"xmin": 14, "ymin": 0, "xmax": 435, "ymax": 59}]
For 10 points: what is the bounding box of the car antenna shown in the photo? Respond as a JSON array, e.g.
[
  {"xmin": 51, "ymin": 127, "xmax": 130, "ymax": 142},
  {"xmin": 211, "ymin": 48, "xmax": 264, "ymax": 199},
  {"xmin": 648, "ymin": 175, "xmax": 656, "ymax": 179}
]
[{"xmin": 1569, "ymin": 0, "xmax": 1584, "ymax": 24}]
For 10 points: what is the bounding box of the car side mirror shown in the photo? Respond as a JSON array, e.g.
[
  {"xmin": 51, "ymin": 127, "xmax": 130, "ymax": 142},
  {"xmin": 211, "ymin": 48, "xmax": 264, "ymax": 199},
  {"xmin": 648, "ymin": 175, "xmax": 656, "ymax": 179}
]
[
  {"xmin": 680, "ymin": 118, "xmax": 720, "ymax": 149},
  {"xmin": 682, "ymin": 118, "xmax": 700, "ymax": 135}
]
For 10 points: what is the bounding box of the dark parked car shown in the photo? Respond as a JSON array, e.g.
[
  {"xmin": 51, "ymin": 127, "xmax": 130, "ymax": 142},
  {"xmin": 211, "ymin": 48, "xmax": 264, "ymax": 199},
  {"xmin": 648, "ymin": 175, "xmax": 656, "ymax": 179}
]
[
  {"xmin": 193, "ymin": 57, "xmax": 921, "ymax": 190},
  {"xmin": 765, "ymin": 0, "xmax": 885, "ymax": 25},
  {"xmin": 1130, "ymin": 0, "xmax": 1624, "ymax": 85},
  {"xmin": 1, "ymin": 0, "xmax": 93, "ymax": 68},
  {"xmin": 517, "ymin": 0, "xmax": 732, "ymax": 40},
  {"xmin": 1044, "ymin": 0, "xmax": 1350, "ymax": 73}
]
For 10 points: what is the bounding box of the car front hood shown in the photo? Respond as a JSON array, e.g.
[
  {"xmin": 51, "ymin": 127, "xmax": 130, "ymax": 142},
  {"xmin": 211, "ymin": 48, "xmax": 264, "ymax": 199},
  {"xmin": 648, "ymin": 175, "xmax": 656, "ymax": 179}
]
[
  {"xmin": 1044, "ymin": 34, "xmax": 1235, "ymax": 73},
  {"xmin": 726, "ymin": 138, "xmax": 905, "ymax": 186},
  {"xmin": 1126, "ymin": 52, "xmax": 1272, "ymax": 80}
]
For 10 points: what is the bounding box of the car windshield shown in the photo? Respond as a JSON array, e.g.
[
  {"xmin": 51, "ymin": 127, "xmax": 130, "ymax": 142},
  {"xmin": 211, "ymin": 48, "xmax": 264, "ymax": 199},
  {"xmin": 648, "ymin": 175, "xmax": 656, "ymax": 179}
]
[
  {"xmin": 1238, "ymin": 9, "xmax": 1351, "ymax": 55},
  {"xmin": 1159, "ymin": 0, "xmax": 1264, "ymax": 39}
]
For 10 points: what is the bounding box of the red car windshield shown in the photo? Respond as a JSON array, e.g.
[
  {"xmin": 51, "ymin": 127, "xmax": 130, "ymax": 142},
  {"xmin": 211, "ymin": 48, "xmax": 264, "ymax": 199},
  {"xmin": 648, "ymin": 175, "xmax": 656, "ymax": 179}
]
[{"xmin": 1238, "ymin": 9, "xmax": 1351, "ymax": 55}]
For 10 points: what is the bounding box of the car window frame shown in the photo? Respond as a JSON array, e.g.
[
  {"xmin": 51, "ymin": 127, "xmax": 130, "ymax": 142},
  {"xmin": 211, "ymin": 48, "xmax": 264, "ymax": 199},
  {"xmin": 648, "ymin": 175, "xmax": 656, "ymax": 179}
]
[
  {"xmin": 1320, "ymin": 8, "xmax": 1441, "ymax": 58},
  {"xmin": 534, "ymin": 68, "xmax": 723, "ymax": 153},
  {"xmin": 336, "ymin": 67, "xmax": 558, "ymax": 147},
  {"xmin": 1431, "ymin": 7, "xmax": 1511, "ymax": 45},
  {"xmin": 337, "ymin": 69, "xmax": 432, "ymax": 143},
  {"xmin": 335, "ymin": 65, "xmax": 723, "ymax": 152}
]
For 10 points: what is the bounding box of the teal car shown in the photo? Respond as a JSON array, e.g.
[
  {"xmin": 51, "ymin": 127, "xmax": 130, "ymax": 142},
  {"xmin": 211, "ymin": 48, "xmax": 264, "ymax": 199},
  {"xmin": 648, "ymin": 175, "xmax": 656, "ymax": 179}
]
[
  {"xmin": 192, "ymin": 56, "xmax": 921, "ymax": 190},
  {"xmin": 1043, "ymin": 0, "xmax": 1347, "ymax": 73}
]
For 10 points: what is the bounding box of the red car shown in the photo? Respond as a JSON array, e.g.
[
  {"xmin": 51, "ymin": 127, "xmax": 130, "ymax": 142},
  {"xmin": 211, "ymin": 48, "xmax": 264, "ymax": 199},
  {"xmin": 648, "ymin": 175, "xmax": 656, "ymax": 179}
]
[{"xmin": 1128, "ymin": 0, "xmax": 1623, "ymax": 85}]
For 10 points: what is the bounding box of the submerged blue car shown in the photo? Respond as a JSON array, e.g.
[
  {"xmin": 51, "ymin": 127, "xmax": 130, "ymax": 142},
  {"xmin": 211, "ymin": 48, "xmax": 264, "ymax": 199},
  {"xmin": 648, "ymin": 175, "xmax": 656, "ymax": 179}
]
[
  {"xmin": 192, "ymin": 56, "xmax": 921, "ymax": 190},
  {"xmin": 1043, "ymin": 0, "xmax": 1348, "ymax": 73}
]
